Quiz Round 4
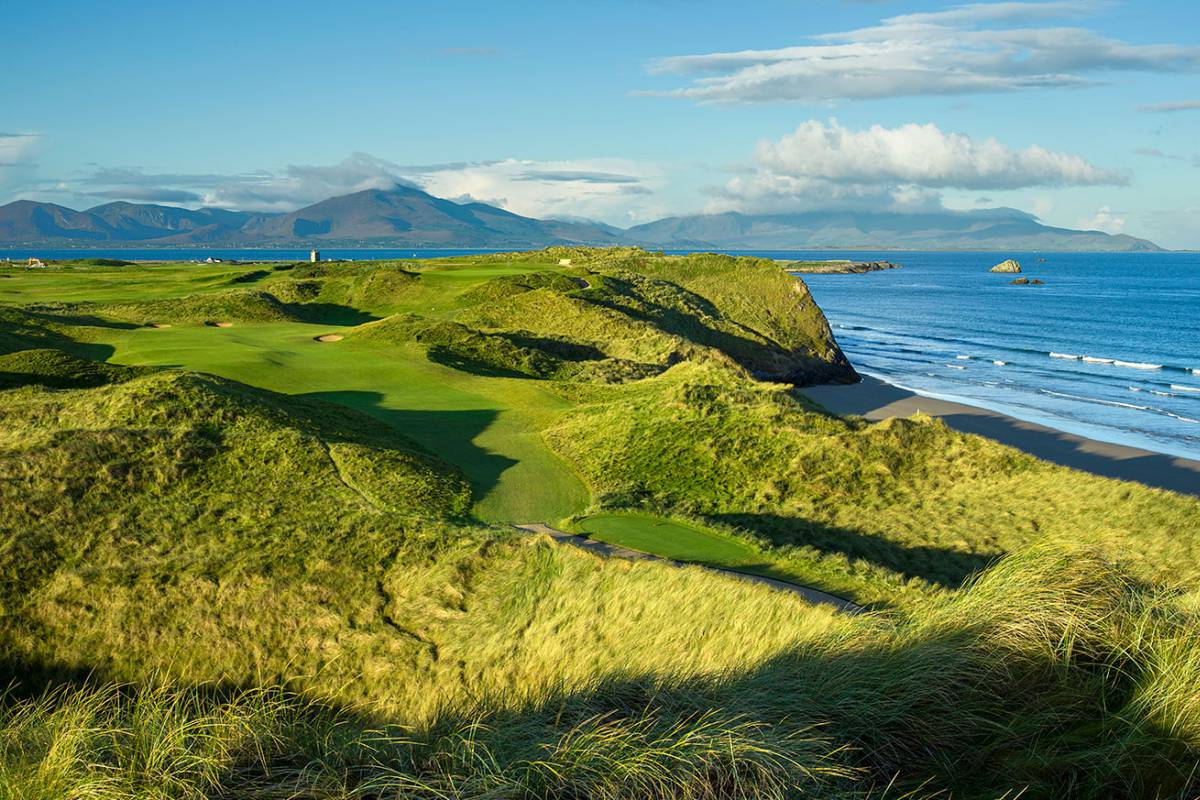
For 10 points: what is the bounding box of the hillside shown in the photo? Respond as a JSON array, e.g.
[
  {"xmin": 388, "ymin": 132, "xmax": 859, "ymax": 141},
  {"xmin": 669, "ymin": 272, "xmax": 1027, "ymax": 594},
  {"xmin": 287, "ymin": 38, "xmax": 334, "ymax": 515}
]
[
  {"xmin": 626, "ymin": 207, "xmax": 1164, "ymax": 252},
  {"xmin": 1, "ymin": 249, "xmax": 1198, "ymax": 797},
  {"xmin": 0, "ymin": 186, "xmax": 624, "ymax": 248},
  {"xmin": 0, "ymin": 190, "xmax": 1164, "ymax": 250}
]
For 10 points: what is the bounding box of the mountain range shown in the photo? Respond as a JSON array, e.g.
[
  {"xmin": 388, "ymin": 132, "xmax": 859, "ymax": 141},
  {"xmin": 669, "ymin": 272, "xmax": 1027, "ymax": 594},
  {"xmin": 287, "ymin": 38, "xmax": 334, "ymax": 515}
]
[{"xmin": 0, "ymin": 184, "xmax": 1163, "ymax": 251}]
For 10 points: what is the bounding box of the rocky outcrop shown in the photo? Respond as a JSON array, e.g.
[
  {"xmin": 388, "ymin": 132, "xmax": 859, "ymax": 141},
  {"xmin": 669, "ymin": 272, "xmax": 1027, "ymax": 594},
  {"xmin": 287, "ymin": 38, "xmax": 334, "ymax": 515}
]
[
  {"xmin": 990, "ymin": 259, "xmax": 1022, "ymax": 273},
  {"xmin": 787, "ymin": 260, "xmax": 900, "ymax": 275}
]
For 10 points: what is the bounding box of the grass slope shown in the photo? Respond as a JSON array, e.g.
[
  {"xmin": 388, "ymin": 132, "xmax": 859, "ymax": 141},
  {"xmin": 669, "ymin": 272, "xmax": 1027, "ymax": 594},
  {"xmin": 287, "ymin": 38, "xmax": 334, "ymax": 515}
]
[{"xmin": 1, "ymin": 249, "xmax": 1199, "ymax": 797}]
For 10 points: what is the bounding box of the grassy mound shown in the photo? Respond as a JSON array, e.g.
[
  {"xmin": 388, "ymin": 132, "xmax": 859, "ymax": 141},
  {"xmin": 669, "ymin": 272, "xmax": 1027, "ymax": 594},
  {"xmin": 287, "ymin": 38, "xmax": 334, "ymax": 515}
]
[
  {"xmin": 457, "ymin": 249, "xmax": 858, "ymax": 386},
  {"xmin": 352, "ymin": 313, "xmax": 656, "ymax": 382},
  {"xmin": 95, "ymin": 288, "xmax": 298, "ymax": 325},
  {"xmin": 0, "ymin": 348, "xmax": 149, "ymax": 389},
  {"xmin": 272, "ymin": 262, "xmax": 420, "ymax": 313},
  {"xmin": 546, "ymin": 361, "xmax": 1200, "ymax": 604},
  {"xmin": 4, "ymin": 546, "xmax": 1199, "ymax": 799},
  {"xmin": 0, "ymin": 367, "xmax": 471, "ymax": 617}
]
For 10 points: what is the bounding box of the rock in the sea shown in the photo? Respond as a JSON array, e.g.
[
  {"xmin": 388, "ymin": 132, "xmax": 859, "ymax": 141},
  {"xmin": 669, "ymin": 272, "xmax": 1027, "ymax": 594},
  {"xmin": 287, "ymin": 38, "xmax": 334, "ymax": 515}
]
[
  {"xmin": 1010, "ymin": 277, "xmax": 1030, "ymax": 285},
  {"xmin": 1030, "ymin": 278, "xmax": 1044, "ymax": 285},
  {"xmin": 990, "ymin": 259, "xmax": 1022, "ymax": 273}
]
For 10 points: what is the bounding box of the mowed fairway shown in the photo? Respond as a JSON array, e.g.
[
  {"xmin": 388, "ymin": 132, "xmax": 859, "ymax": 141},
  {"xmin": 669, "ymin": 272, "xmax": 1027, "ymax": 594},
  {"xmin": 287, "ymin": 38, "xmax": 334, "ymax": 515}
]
[{"xmin": 0, "ymin": 260, "xmax": 589, "ymax": 523}]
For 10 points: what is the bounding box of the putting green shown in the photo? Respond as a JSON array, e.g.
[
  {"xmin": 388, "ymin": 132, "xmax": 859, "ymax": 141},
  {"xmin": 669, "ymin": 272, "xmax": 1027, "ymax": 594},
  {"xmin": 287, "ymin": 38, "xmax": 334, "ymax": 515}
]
[
  {"xmin": 574, "ymin": 513, "xmax": 836, "ymax": 590},
  {"xmin": 575, "ymin": 513, "xmax": 763, "ymax": 567}
]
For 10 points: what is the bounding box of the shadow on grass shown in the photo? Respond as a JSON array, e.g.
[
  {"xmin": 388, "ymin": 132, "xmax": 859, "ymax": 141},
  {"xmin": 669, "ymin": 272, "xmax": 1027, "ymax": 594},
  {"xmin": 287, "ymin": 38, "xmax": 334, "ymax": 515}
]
[
  {"xmin": 583, "ymin": 278, "xmax": 856, "ymax": 385},
  {"xmin": 24, "ymin": 310, "xmax": 144, "ymax": 331},
  {"xmin": 284, "ymin": 302, "xmax": 380, "ymax": 327},
  {"xmin": 299, "ymin": 390, "xmax": 517, "ymax": 505},
  {"xmin": 710, "ymin": 512, "xmax": 998, "ymax": 589},
  {"xmin": 2, "ymin": 600, "xmax": 1195, "ymax": 800}
]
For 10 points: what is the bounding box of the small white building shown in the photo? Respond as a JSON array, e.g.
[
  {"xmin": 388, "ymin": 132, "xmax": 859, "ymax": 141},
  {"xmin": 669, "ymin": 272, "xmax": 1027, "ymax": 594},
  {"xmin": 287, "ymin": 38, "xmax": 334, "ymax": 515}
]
[{"xmin": 310, "ymin": 249, "xmax": 321, "ymax": 263}]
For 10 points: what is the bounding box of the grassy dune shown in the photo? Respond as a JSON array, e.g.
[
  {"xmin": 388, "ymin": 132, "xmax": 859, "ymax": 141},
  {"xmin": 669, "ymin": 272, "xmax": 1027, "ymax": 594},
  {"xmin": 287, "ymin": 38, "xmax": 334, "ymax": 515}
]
[{"xmin": 2, "ymin": 249, "xmax": 1199, "ymax": 797}]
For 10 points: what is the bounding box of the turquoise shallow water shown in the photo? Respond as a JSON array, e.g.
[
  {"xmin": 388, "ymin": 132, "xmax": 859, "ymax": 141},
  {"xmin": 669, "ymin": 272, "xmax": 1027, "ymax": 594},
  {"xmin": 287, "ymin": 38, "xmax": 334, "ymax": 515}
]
[
  {"xmin": 789, "ymin": 251, "xmax": 1200, "ymax": 461},
  {"xmin": 5, "ymin": 246, "xmax": 1198, "ymax": 460}
]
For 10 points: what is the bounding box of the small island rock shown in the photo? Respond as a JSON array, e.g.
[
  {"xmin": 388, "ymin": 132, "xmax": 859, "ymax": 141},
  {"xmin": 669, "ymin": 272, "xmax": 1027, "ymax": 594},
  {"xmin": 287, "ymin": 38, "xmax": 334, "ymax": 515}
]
[{"xmin": 990, "ymin": 259, "xmax": 1022, "ymax": 273}]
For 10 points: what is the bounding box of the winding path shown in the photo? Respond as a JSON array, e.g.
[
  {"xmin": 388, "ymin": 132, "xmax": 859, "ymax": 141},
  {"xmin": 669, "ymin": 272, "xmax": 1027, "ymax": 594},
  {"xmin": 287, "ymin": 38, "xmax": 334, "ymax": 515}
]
[{"xmin": 513, "ymin": 523, "xmax": 864, "ymax": 614}]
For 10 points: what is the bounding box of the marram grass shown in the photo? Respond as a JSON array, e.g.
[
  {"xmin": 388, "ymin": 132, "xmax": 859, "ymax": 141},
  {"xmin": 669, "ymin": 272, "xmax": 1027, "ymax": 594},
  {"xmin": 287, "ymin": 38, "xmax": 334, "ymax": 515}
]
[{"xmin": 3, "ymin": 547, "xmax": 1199, "ymax": 799}]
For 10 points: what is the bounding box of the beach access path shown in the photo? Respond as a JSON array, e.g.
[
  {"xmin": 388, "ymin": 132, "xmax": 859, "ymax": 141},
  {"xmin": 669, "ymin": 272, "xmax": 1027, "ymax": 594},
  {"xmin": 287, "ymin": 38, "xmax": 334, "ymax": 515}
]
[
  {"xmin": 803, "ymin": 376, "xmax": 1200, "ymax": 497},
  {"xmin": 513, "ymin": 523, "xmax": 864, "ymax": 614}
]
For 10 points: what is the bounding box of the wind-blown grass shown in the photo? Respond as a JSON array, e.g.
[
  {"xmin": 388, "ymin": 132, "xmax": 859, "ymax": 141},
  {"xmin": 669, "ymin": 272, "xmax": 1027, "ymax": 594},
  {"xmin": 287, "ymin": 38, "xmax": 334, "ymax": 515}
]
[
  {"xmin": 2, "ymin": 249, "xmax": 1200, "ymax": 797},
  {"xmin": 4, "ymin": 546, "xmax": 1199, "ymax": 798}
]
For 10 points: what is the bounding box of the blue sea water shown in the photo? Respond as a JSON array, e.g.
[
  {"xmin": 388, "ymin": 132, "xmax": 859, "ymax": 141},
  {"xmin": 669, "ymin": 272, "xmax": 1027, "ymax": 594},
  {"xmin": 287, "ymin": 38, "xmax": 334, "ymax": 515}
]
[
  {"xmin": 4, "ymin": 247, "xmax": 1198, "ymax": 460},
  {"xmin": 790, "ymin": 251, "xmax": 1200, "ymax": 462}
]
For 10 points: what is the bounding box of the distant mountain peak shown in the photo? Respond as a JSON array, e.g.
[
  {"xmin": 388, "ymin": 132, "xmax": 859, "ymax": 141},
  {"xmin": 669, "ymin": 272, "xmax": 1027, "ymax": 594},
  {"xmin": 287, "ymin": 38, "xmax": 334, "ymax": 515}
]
[{"xmin": 0, "ymin": 190, "xmax": 1164, "ymax": 251}]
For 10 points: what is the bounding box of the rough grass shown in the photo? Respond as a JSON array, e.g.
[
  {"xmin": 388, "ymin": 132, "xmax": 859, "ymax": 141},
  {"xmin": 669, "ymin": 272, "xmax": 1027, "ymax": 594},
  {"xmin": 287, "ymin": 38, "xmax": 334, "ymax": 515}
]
[
  {"xmin": 545, "ymin": 360, "xmax": 1200, "ymax": 606},
  {"xmin": 4, "ymin": 547, "xmax": 1200, "ymax": 799},
  {"xmin": 2, "ymin": 249, "xmax": 1200, "ymax": 797}
]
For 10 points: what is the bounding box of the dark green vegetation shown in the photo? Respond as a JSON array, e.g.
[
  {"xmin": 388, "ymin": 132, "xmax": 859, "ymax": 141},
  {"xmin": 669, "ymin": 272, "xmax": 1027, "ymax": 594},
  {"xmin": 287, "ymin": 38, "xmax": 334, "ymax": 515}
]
[{"xmin": 1, "ymin": 248, "xmax": 1198, "ymax": 797}]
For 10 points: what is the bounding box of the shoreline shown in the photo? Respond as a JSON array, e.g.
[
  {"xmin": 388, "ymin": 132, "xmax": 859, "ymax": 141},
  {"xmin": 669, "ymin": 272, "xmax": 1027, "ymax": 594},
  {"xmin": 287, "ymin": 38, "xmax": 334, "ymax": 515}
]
[{"xmin": 802, "ymin": 375, "xmax": 1200, "ymax": 497}]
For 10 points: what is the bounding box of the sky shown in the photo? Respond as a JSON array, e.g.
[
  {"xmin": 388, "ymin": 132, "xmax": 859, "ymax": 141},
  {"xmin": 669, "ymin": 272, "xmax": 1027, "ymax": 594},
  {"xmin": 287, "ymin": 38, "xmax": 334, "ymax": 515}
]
[{"xmin": 2, "ymin": 0, "xmax": 1198, "ymax": 247}]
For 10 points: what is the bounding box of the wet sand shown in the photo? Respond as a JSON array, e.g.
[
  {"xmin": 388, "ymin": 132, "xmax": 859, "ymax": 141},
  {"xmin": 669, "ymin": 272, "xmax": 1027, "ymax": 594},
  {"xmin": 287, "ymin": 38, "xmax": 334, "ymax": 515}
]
[{"xmin": 802, "ymin": 376, "xmax": 1200, "ymax": 497}]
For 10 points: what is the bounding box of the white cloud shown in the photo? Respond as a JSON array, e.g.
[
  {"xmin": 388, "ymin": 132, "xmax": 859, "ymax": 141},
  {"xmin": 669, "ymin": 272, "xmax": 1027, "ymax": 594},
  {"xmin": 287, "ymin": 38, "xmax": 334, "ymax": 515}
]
[
  {"xmin": 409, "ymin": 158, "xmax": 664, "ymax": 223},
  {"xmin": 0, "ymin": 133, "xmax": 39, "ymax": 189},
  {"xmin": 753, "ymin": 119, "xmax": 1123, "ymax": 189},
  {"xmin": 709, "ymin": 119, "xmax": 1122, "ymax": 214},
  {"xmin": 1077, "ymin": 205, "xmax": 1125, "ymax": 234},
  {"xmin": 644, "ymin": 1, "xmax": 1200, "ymax": 104},
  {"xmin": 1137, "ymin": 99, "xmax": 1200, "ymax": 113}
]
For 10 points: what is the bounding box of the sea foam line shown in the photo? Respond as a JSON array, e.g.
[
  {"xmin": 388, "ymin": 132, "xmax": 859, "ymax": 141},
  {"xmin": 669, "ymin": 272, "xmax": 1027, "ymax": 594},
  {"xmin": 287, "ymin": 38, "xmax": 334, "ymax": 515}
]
[
  {"xmin": 1172, "ymin": 385, "xmax": 1200, "ymax": 394},
  {"xmin": 1041, "ymin": 389, "xmax": 1150, "ymax": 412},
  {"xmin": 1049, "ymin": 352, "xmax": 1167, "ymax": 370}
]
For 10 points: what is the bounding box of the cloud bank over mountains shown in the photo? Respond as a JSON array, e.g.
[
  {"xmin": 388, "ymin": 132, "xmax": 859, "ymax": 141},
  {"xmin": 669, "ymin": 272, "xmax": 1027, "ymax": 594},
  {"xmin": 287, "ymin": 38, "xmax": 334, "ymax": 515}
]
[
  {"xmin": 646, "ymin": 0, "xmax": 1200, "ymax": 104},
  {"xmin": 19, "ymin": 153, "xmax": 664, "ymax": 225},
  {"xmin": 710, "ymin": 118, "xmax": 1125, "ymax": 214}
]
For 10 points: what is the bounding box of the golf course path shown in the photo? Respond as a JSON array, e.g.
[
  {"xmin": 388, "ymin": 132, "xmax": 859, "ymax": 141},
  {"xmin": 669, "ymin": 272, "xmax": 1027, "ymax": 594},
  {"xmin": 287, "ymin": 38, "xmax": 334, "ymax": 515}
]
[{"xmin": 514, "ymin": 523, "xmax": 864, "ymax": 614}]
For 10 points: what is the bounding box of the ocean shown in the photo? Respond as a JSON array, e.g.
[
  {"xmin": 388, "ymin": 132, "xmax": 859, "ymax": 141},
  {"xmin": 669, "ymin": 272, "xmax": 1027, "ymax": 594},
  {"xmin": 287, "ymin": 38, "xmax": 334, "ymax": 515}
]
[
  {"xmin": 3, "ymin": 247, "xmax": 1197, "ymax": 460},
  {"xmin": 793, "ymin": 251, "xmax": 1200, "ymax": 462}
]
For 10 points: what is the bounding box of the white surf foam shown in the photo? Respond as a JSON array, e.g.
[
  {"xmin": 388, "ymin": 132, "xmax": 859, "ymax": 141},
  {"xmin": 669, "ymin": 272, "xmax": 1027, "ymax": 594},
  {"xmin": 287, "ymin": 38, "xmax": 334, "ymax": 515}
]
[
  {"xmin": 1041, "ymin": 389, "xmax": 1150, "ymax": 411},
  {"xmin": 1113, "ymin": 360, "xmax": 1163, "ymax": 370},
  {"xmin": 1171, "ymin": 385, "xmax": 1200, "ymax": 394},
  {"xmin": 993, "ymin": 360, "xmax": 1006, "ymax": 366},
  {"xmin": 1050, "ymin": 352, "xmax": 1080, "ymax": 360}
]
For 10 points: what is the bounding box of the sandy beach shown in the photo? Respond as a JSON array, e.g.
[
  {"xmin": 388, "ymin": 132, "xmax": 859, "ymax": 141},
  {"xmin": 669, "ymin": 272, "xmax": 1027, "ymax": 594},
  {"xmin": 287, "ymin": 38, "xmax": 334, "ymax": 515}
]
[{"xmin": 803, "ymin": 375, "xmax": 1200, "ymax": 497}]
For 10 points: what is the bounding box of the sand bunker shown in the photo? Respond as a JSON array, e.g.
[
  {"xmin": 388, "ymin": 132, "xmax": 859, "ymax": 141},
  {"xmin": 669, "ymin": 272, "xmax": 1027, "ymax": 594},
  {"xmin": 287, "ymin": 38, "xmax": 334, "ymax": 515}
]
[
  {"xmin": 314, "ymin": 334, "xmax": 344, "ymax": 342},
  {"xmin": 148, "ymin": 323, "xmax": 172, "ymax": 329},
  {"xmin": 205, "ymin": 321, "xmax": 234, "ymax": 328}
]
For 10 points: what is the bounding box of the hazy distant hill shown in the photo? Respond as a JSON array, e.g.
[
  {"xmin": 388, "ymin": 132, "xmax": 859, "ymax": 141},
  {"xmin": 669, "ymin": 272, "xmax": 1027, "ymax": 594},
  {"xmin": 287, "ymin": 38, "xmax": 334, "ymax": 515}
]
[
  {"xmin": 625, "ymin": 208, "xmax": 1163, "ymax": 252},
  {"xmin": 237, "ymin": 185, "xmax": 624, "ymax": 246},
  {"xmin": 0, "ymin": 186, "xmax": 623, "ymax": 248},
  {"xmin": 0, "ymin": 189, "xmax": 1163, "ymax": 251},
  {"xmin": 0, "ymin": 200, "xmax": 115, "ymax": 242}
]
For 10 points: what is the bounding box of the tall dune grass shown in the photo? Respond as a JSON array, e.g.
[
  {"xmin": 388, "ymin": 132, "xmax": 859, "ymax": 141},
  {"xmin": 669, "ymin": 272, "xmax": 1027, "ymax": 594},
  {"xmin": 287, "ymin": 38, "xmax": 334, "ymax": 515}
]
[{"xmin": 4, "ymin": 546, "xmax": 1198, "ymax": 798}]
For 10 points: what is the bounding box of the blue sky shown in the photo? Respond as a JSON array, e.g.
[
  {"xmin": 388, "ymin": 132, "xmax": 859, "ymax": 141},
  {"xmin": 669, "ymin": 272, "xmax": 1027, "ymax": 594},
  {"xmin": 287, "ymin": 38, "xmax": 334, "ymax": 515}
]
[{"xmin": 2, "ymin": 0, "xmax": 1199, "ymax": 246}]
